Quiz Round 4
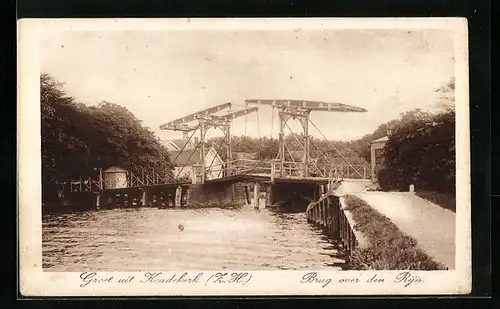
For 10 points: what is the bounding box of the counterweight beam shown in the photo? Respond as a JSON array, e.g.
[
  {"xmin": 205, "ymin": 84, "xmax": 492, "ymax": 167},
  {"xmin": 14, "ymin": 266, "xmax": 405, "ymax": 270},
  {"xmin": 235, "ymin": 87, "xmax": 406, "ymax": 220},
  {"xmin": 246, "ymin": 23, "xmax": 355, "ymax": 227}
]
[{"xmin": 245, "ymin": 99, "xmax": 367, "ymax": 113}]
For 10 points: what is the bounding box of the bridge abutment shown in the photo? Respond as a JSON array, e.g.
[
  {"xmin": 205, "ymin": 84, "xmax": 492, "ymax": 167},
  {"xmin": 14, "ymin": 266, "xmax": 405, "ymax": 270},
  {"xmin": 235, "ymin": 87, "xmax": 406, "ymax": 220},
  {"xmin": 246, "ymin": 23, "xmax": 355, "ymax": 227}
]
[
  {"xmin": 268, "ymin": 182, "xmax": 323, "ymax": 210},
  {"xmin": 186, "ymin": 182, "xmax": 247, "ymax": 208}
]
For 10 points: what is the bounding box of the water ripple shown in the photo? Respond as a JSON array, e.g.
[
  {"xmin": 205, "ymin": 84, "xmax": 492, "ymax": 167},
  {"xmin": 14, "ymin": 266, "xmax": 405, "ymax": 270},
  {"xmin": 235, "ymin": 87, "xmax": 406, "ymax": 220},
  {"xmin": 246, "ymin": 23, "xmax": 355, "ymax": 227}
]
[{"xmin": 43, "ymin": 206, "xmax": 344, "ymax": 271}]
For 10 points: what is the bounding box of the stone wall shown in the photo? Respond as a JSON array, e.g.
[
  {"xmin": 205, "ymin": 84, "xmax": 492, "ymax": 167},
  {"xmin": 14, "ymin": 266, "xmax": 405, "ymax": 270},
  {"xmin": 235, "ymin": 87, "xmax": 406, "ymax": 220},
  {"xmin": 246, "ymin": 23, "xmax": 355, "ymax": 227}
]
[{"xmin": 186, "ymin": 182, "xmax": 248, "ymax": 208}]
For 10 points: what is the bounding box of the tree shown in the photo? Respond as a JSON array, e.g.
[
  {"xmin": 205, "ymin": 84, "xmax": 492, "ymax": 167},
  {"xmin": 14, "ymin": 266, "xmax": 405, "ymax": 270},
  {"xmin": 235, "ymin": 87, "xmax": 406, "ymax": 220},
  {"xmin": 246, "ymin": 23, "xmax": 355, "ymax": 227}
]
[
  {"xmin": 41, "ymin": 73, "xmax": 174, "ymax": 202},
  {"xmin": 434, "ymin": 77, "xmax": 455, "ymax": 111},
  {"xmin": 378, "ymin": 109, "xmax": 455, "ymax": 193}
]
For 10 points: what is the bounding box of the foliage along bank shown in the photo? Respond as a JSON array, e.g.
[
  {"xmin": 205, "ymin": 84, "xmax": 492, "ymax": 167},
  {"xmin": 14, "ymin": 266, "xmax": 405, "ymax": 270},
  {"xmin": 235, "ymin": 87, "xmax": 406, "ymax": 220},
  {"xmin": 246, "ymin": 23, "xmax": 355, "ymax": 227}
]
[
  {"xmin": 377, "ymin": 109, "xmax": 455, "ymax": 193},
  {"xmin": 375, "ymin": 78, "xmax": 456, "ymax": 193},
  {"xmin": 41, "ymin": 73, "xmax": 173, "ymax": 202}
]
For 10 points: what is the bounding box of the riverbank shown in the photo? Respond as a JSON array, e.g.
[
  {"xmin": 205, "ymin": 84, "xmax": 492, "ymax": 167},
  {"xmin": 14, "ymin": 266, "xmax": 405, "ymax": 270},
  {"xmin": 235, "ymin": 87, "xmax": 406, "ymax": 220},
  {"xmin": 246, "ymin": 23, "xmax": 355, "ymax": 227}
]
[
  {"xmin": 342, "ymin": 195, "xmax": 447, "ymax": 270},
  {"xmin": 415, "ymin": 191, "xmax": 456, "ymax": 212}
]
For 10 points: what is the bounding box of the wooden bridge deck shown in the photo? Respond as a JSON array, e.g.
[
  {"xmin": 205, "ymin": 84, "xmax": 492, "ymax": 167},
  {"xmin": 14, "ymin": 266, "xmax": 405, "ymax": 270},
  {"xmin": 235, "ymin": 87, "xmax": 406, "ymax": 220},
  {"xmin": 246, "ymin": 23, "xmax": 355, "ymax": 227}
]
[{"xmin": 205, "ymin": 173, "xmax": 332, "ymax": 184}]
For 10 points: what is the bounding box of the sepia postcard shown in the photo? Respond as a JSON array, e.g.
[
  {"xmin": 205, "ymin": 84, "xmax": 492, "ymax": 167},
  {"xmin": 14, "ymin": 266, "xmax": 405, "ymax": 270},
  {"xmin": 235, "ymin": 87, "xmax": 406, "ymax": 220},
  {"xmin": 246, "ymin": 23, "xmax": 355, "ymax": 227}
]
[{"xmin": 18, "ymin": 17, "xmax": 471, "ymax": 296}]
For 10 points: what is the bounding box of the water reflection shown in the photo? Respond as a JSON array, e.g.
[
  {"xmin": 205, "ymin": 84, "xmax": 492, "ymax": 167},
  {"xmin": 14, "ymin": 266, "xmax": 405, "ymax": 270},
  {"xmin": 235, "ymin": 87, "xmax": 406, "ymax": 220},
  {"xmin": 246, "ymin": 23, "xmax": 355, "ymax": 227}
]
[{"xmin": 42, "ymin": 205, "xmax": 345, "ymax": 271}]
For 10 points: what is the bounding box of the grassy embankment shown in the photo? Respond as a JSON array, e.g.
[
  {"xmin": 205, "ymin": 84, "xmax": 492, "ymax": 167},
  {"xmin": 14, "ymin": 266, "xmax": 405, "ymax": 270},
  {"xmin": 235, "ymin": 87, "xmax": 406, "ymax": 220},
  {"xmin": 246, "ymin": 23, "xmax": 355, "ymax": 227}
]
[
  {"xmin": 415, "ymin": 191, "xmax": 456, "ymax": 212},
  {"xmin": 343, "ymin": 195, "xmax": 447, "ymax": 270}
]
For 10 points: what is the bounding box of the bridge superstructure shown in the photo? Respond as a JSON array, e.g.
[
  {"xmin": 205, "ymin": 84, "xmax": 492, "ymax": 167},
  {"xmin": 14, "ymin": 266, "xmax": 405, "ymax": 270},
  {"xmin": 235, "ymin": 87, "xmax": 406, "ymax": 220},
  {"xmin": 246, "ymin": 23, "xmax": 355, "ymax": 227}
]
[
  {"xmin": 159, "ymin": 99, "xmax": 368, "ymax": 186},
  {"xmin": 65, "ymin": 99, "xmax": 370, "ymax": 193},
  {"xmin": 62, "ymin": 99, "xmax": 370, "ymax": 210},
  {"xmin": 160, "ymin": 102, "xmax": 259, "ymax": 184},
  {"xmin": 245, "ymin": 99, "xmax": 367, "ymax": 183}
]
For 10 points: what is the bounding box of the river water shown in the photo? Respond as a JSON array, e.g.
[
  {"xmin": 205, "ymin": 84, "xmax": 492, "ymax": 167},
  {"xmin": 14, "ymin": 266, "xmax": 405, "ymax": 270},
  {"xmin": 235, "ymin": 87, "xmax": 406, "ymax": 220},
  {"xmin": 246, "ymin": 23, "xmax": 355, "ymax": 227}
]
[{"xmin": 42, "ymin": 205, "xmax": 345, "ymax": 271}]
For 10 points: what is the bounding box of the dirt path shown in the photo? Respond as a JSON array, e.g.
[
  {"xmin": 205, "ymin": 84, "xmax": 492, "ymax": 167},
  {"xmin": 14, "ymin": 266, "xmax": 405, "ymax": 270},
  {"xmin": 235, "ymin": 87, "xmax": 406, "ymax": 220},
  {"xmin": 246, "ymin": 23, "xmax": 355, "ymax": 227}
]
[
  {"xmin": 333, "ymin": 179, "xmax": 371, "ymax": 196},
  {"xmin": 354, "ymin": 192, "xmax": 455, "ymax": 269}
]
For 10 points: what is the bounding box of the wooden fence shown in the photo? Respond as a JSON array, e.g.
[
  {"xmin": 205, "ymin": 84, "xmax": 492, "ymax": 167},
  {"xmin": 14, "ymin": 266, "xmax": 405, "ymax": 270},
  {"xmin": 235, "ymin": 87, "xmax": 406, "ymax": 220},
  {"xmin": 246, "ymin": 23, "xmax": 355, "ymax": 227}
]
[{"xmin": 305, "ymin": 194, "xmax": 367, "ymax": 256}]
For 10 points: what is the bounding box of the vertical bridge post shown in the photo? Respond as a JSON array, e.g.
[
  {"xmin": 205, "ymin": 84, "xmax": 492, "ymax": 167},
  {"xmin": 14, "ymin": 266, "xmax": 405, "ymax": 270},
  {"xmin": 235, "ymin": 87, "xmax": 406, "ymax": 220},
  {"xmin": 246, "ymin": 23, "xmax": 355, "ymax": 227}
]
[
  {"xmin": 96, "ymin": 193, "xmax": 101, "ymax": 210},
  {"xmin": 253, "ymin": 182, "xmax": 260, "ymax": 209},
  {"xmin": 175, "ymin": 186, "xmax": 182, "ymax": 207},
  {"xmin": 199, "ymin": 121, "xmax": 205, "ymax": 184}
]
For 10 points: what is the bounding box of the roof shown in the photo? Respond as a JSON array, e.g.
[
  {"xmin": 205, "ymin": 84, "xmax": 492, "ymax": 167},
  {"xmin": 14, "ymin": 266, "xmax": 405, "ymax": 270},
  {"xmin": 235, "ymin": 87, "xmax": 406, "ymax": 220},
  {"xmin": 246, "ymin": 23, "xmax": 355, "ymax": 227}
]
[
  {"xmin": 372, "ymin": 136, "xmax": 389, "ymax": 144},
  {"xmin": 103, "ymin": 166, "xmax": 128, "ymax": 173},
  {"xmin": 169, "ymin": 149, "xmax": 202, "ymax": 166},
  {"xmin": 160, "ymin": 140, "xmax": 181, "ymax": 151},
  {"xmin": 171, "ymin": 139, "xmax": 196, "ymax": 150},
  {"xmin": 160, "ymin": 138, "xmax": 196, "ymax": 151}
]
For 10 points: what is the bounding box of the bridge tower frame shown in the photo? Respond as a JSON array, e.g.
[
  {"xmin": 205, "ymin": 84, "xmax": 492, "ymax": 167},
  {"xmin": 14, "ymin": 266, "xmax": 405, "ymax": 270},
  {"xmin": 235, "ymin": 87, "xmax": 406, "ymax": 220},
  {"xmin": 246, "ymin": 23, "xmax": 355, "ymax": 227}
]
[
  {"xmin": 160, "ymin": 102, "xmax": 258, "ymax": 183},
  {"xmin": 245, "ymin": 99, "xmax": 367, "ymax": 178},
  {"xmin": 277, "ymin": 107, "xmax": 313, "ymax": 176}
]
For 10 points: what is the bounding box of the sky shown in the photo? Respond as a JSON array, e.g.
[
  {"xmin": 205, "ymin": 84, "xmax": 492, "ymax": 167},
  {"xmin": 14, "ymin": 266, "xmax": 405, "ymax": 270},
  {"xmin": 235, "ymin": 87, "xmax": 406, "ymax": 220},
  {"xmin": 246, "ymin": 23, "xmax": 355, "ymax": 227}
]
[{"xmin": 41, "ymin": 27, "xmax": 455, "ymax": 141}]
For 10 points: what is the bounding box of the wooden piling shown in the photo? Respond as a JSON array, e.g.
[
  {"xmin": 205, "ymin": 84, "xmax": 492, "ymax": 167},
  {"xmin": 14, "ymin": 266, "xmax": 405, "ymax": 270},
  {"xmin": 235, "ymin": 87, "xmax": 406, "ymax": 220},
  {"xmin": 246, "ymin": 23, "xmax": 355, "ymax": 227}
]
[
  {"xmin": 253, "ymin": 182, "xmax": 260, "ymax": 209},
  {"xmin": 324, "ymin": 200, "xmax": 327, "ymax": 228},
  {"xmin": 183, "ymin": 186, "xmax": 190, "ymax": 208},
  {"xmin": 175, "ymin": 186, "xmax": 182, "ymax": 207},
  {"xmin": 141, "ymin": 190, "xmax": 153, "ymax": 207},
  {"xmin": 96, "ymin": 193, "xmax": 101, "ymax": 210},
  {"xmin": 305, "ymin": 194, "xmax": 365, "ymax": 263},
  {"xmin": 331, "ymin": 197, "xmax": 340, "ymax": 236},
  {"xmin": 115, "ymin": 194, "xmax": 121, "ymax": 208}
]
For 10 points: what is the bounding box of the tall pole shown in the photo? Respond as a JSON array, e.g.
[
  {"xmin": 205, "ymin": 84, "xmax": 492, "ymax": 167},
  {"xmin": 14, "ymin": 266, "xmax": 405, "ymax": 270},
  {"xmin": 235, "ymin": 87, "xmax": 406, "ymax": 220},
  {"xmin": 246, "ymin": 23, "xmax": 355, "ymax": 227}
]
[
  {"xmin": 226, "ymin": 125, "xmax": 232, "ymax": 177},
  {"xmin": 99, "ymin": 168, "xmax": 103, "ymax": 190},
  {"xmin": 200, "ymin": 121, "xmax": 205, "ymax": 184},
  {"xmin": 303, "ymin": 113, "xmax": 310, "ymax": 177},
  {"xmin": 278, "ymin": 111, "xmax": 286, "ymax": 174}
]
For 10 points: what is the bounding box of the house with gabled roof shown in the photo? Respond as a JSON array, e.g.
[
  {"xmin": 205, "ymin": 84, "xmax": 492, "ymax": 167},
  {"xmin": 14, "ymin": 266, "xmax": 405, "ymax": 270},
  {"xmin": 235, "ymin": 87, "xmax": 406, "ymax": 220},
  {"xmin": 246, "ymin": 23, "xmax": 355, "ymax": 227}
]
[
  {"xmin": 160, "ymin": 131, "xmax": 197, "ymax": 151},
  {"xmin": 168, "ymin": 146, "xmax": 223, "ymax": 183}
]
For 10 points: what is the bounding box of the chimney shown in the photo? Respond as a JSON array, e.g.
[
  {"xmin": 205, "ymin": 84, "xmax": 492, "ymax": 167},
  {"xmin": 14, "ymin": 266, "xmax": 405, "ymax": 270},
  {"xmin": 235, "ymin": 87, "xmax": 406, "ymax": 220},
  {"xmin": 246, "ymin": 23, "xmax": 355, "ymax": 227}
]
[
  {"xmin": 182, "ymin": 131, "xmax": 189, "ymax": 140},
  {"xmin": 386, "ymin": 128, "xmax": 392, "ymax": 136}
]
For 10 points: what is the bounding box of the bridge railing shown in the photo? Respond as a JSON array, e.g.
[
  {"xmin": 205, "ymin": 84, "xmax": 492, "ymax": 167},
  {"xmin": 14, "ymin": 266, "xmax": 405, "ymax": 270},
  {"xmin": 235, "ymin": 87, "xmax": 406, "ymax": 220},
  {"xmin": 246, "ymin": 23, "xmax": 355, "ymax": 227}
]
[
  {"xmin": 63, "ymin": 167, "xmax": 177, "ymax": 193},
  {"xmin": 199, "ymin": 159, "xmax": 370, "ymax": 183},
  {"xmin": 328, "ymin": 164, "xmax": 369, "ymax": 180}
]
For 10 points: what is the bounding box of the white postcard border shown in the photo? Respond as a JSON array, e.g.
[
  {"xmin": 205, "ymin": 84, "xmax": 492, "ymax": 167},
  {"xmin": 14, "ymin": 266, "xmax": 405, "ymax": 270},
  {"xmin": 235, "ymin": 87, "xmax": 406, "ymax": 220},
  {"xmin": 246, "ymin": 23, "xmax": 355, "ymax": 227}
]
[{"xmin": 18, "ymin": 17, "xmax": 471, "ymax": 296}]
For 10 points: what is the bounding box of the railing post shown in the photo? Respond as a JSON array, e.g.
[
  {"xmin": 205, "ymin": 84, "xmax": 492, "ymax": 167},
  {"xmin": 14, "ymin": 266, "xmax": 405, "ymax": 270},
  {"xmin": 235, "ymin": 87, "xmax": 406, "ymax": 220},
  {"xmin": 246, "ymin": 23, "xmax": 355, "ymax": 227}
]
[
  {"xmin": 253, "ymin": 182, "xmax": 260, "ymax": 209},
  {"xmin": 271, "ymin": 161, "xmax": 275, "ymax": 182},
  {"xmin": 319, "ymin": 201, "xmax": 323, "ymax": 225},
  {"xmin": 321, "ymin": 200, "xmax": 326, "ymax": 227},
  {"xmin": 99, "ymin": 168, "xmax": 103, "ymax": 190}
]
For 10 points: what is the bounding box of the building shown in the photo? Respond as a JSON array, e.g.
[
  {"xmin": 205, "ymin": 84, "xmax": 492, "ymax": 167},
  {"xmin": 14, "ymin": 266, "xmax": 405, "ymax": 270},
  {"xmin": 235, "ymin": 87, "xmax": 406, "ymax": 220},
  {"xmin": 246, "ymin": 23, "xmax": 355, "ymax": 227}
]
[
  {"xmin": 168, "ymin": 147, "xmax": 224, "ymax": 183},
  {"xmin": 370, "ymin": 136, "xmax": 389, "ymax": 181},
  {"xmin": 160, "ymin": 131, "xmax": 197, "ymax": 151},
  {"xmin": 103, "ymin": 166, "xmax": 128, "ymax": 189}
]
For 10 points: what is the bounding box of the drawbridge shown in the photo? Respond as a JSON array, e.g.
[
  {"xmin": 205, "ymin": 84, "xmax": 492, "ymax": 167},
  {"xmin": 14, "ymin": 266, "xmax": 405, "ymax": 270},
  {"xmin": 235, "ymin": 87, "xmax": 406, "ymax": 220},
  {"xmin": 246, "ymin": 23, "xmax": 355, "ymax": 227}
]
[
  {"xmin": 159, "ymin": 99, "xmax": 369, "ymax": 187},
  {"xmin": 63, "ymin": 99, "xmax": 370, "ymax": 208}
]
